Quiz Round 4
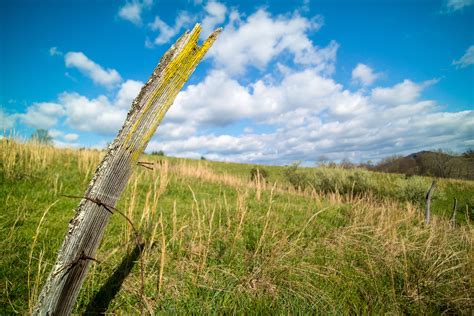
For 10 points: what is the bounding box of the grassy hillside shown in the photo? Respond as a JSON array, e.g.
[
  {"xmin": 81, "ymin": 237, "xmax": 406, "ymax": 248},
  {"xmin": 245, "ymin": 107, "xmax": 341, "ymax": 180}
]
[{"xmin": 1, "ymin": 140, "xmax": 473, "ymax": 314}]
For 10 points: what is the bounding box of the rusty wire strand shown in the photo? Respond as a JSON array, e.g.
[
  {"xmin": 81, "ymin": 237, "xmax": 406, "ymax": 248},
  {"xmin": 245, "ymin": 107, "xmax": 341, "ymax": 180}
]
[
  {"xmin": 137, "ymin": 161, "xmax": 154, "ymax": 170},
  {"xmin": 60, "ymin": 194, "xmax": 145, "ymax": 306},
  {"xmin": 58, "ymin": 251, "xmax": 101, "ymax": 281}
]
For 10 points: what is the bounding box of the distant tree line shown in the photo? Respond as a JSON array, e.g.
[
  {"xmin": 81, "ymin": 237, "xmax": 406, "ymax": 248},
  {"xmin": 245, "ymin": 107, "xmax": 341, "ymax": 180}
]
[{"xmin": 321, "ymin": 149, "xmax": 474, "ymax": 180}]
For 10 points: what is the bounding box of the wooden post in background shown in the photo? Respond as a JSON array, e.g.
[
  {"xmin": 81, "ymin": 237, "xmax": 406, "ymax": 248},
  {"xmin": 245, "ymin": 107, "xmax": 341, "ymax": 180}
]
[
  {"xmin": 33, "ymin": 24, "xmax": 220, "ymax": 315},
  {"xmin": 425, "ymin": 180, "xmax": 436, "ymax": 225},
  {"xmin": 451, "ymin": 197, "xmax": 458, "ymax": 226}
]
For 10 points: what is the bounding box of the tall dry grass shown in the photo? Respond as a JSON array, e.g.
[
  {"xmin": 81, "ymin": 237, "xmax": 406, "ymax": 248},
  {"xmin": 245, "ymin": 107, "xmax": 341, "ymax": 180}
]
[
  {"xmin": 93, "ymin": 166, "xmax": 472, "ymax": 313},
  {"xmin": 1, "ymin": 139, "xmax": 472, "ymax": 314}
]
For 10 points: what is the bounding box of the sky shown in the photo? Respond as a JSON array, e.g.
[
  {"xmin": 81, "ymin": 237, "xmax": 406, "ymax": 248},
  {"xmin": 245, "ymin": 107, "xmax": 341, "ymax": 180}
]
[{"xmin": 1, "ymin": 0, "xmax": 473, "ymax": 165}]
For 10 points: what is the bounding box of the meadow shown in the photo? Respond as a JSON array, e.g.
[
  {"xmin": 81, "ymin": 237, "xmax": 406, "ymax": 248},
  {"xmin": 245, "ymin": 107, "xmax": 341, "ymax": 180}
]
[{"xmin": 1, "ymin": 139, "xmax": 473, "ymax": 314}]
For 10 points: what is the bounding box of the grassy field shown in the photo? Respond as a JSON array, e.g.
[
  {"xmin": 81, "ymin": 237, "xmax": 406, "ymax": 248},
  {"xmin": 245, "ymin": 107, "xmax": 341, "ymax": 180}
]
[{"xmin": 1, "ymin": 140, "xmax": 473, "ymax": 314}]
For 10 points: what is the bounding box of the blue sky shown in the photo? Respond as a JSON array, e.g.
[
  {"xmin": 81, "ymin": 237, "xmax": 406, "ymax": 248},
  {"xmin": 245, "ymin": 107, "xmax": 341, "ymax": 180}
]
[{"xmin": 1, "ymin": 0, "xmax": 473, "ymax": 165}]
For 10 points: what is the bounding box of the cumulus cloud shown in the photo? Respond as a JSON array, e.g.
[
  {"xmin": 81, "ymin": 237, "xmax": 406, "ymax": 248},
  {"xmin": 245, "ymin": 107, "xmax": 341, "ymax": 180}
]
[
  {"xmin": 13, "ymin": 60, "xmax": 472, "ymax": 165},
  {"xmin": 166, "ymin": 70, "xmax": 254, "ymax": 127},
  {"xmin": 155, "ymin": 122, "xmax": 197, "ymax": 140},
  {"xmin": 201, "ymin": 1, "xmax": 227, "ymax": 38},
  {"xmin": 370, "ymin": 79, "xmax": 438, "ymax": 106},
  {"xmin": 445, "ymin": 0, "xmax": 474, "ymax": 12},
  {"xmin": 148, "ymin": 134, "xmax": 265, "ymax": 161},
  {"xmin": 19, "ymin": 102, "xmax": 65, "ymax": 129},
  {"xmin": 453, "ymin": 45, "xmax": 474, "ymax": 68},
  {"xmin": 14, "ymin": 79, "xmax": 143, "ymax": 136},
  {"xmin": 0, "ymin": 109, "xmax": 16, "ymax": 130},
  {"xmin": 165, "ymin": 68, "xmax": 343, "ymax": 130},
  {"xmin": 49, "ymin": 129, "xmax": 79, "ymax": 142},
  {"xmin": 149, "ymin": 12, "xmax": 193, "ymax": 45},
  {"xmin": 59, "ymin": 79, "xmax": 142, "ymax": 134},
  {"xmin": 152, "ymin": 106, "xmax": 473, "ymax": 165},
  {"xmin": 146, "ymin": 1, "xmax": 225, "ymax": 46},
  {"xmin": 115, "ymin": 79, "xmax": 143, "ymax": 108},
  {"xmin": 152, "ymin": 66, "xmax": 472, "ymax": 164},
  {"xmin": 351, "ymin": 63, "xmax": 380, "ymax": 86},
  {"xmin": 65, "ymin": 52, "xmax": 122, "ymax": 88},
  {"xmin": 118, "ymin": 0, "xmax": 153, "ymax": 25},
  {"xmin": 11, "ymin": 6, "xmax": 472, "ymax": 165},
  {"xmin": 208, "ymin": 9, "xmax": 337, "ymax": 75},
  {"xmin": 59, "ymin": 93, "xmax": 126, "ymax": 135}
]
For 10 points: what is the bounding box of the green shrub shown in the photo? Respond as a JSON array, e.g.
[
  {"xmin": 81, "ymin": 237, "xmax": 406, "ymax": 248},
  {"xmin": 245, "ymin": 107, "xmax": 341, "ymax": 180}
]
[
  {"xmin": 250, "ymin": 167, "xmax": 269, "ymax": 182},
  {"xmin": 284, "ymin": 163, "xmax": 310, "ymax": 190},
  {"xmin": 312, "ymin": 168, "xmax": 374, "ymax": 196},
  {"xmin": 346, "ymin": 169, "xmax": 374, "ymax": 195},
  {"xmin": 394, "ymin": 176, "xmax": 431, "ymax": 204},
  {"xmin": 152, "ymin": 150, "xmax": 165, "ymax": 156},
  {"xmin": 312, "ymin": 168, "xmax": 340, "ymax": 193}
]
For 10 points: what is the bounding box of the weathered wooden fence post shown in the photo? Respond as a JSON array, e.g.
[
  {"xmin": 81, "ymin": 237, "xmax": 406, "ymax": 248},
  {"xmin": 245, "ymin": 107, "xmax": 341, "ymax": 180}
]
[
  {"xmin": 33, "ymin": 24, "xmax": 220, "ymax": 315},
  {"xmin": 451, "ymin": 197, "xmax": 458, "ymax": 226},
  {"xmin": 425, "ymin": 180, "xmax": 436, "ymax": 225}
]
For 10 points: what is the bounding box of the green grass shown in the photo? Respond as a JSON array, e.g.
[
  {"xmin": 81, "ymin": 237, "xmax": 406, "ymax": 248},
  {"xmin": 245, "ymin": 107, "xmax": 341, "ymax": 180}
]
[{"xmin": 1, "ymin": 140, "xmax": 473, "ymax": 314}]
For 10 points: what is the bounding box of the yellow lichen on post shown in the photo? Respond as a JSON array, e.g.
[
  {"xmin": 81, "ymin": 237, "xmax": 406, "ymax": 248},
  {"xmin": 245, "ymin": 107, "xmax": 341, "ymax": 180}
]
[{"xmin": 124, "ymin": 24, "xmax": 221, "ymax": 163}]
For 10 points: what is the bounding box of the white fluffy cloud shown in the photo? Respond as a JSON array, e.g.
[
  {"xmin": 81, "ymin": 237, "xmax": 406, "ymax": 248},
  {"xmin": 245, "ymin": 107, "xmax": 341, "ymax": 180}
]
[
  {"xmin": 60, "ymin": 79, "xmax": 142, "ymax": 134},
  {"xmin": 370, "ymin": 79, "xmax": 438, "ymax": 105},
  {"xmin": 23, "ymin": 60, "xmax": 469, "ymax": 164},
  {"xmin": 143, "ymin": 5, "xmax": 337, "ymax": 79},
  {"xmin": 351, "ymin": 63, "xmax": 380, "ymax": 86},
  {"xmin": 149, "ymin": 12, "xmax": 193, "ymax": 45},
  {"xmin": 152, "ymin": 66, "xmax": 472, "ymax": 164},
  {"xmin": 208, "ymin": 9, "xmax": 338, "ymax": 75},
  {"xmin": 145, "ymin": 1, "xmax": 225, "ymax": 46},
  {"xmin": 15, "ymin": 79, "xmax": 143, "ymax": 136},
  {"xmin": 148, "ymin": 134, "xmax": 265, "ymax": 161},
  {"xmin": 453, "ymin": 45, "xmax": 474, "ymax": 68},
  {"xmin": 201, "ymin": 1, "xmax": 227, "ymax": 38},
  {"xmin": 446, "ymin": 0, "xmax": 474, "ymax": 11},
  {"xmin": 118, "ymin": 0, "xmax": 153, "ymax": 25},
  {"xmin": 150, "ymin": 110, "xmax": 470, "ymax": 163},
  {"xmin": 12, "ymin": 6, "xmax": 472, "ymax": 165},
  {"xmin": 49, "ymin": 129, "xmax": 79, "ymax": 142},
  {"xmin": 115, "ymin": 79, "xmax": 143, "ymax": 108},
  {"xmin": 19, "ymin": 102, "xmax": 65, "ymax": 129},
  {"xmin": 60, "ymin": 92, "xmax": 127, "ymax": 135},
  {"xmin": 165, "ymin": 67, "xmax": 342, "ymax": 130},
  {"xmin": 65, "ymin": 52, "xmax": 122, "ymax": 88},
  {"xmin": 151, "ymin": 107, "xmax": 473, "ymax": 165},
  {"xmin": 0, "ymin": 109, "xmax": 16, "ymax": 130},
  {"xmin": 166, "ymin": 70, "xmax": 253, "ymax": 127},
  {"xmin": 143, "ymin": 11, "xmax": 471, "ymax": 162}
]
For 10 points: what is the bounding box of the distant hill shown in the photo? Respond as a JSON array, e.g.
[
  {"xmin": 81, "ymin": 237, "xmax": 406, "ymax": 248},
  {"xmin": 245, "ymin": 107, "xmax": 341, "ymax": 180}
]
[{"xmin": 373, "ymin": 150, "xmax": 474, "ymax": 180}]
